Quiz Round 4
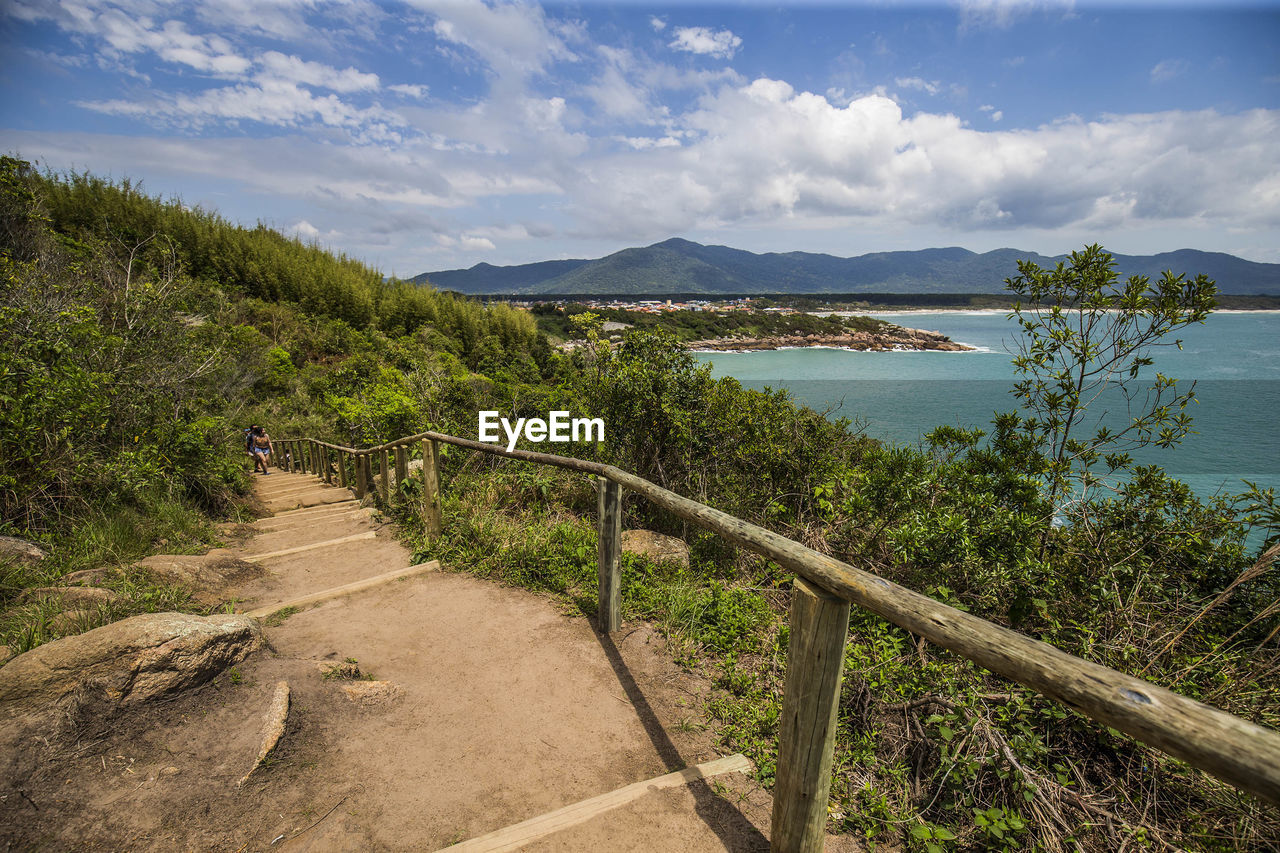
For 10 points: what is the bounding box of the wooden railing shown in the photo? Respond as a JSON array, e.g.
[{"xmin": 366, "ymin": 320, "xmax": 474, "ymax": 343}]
[{"xmin": 275, "ymin": 432, "xmax": 1280, "ymax": 852}]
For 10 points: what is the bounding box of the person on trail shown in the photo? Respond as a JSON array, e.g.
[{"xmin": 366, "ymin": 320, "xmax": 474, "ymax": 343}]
[{"xmin": 247, "ymin": 425, "xmax": 274, "ymax": 474}]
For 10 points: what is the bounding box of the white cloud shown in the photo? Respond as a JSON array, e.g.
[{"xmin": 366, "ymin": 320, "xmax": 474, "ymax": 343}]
[
  {"xmin": 389, "ymin": 83, "xmax": 430, "ymax": 99},
  {"xmin": 896, "ymin": 77, "xmax": 940, "ymax": 96},
  {"xmin": 459, "ymin": 235, "xmax": 496, "ymax": 251},
  {"xmin": 292, "ymin": 219, "xmax": 320, "ymax": 238},
  {"xmin": 669, "ymin": 27, "xmax": 742, "ymax": 60},
  {"xmin": 980, "ymin": 104, "xmax": 1003, "ymax": 122},
  {"xmin": 568, "ymin": 80, "xmax": 1280, "ymax": 242},
  {"xmin": 1151, "ymin": 59, "xmax": 1189, "ymax": 84},
  {"xmin": 956, "ymin": 0, "xmax": 1075, "ymax": 31},
  {"xmin": 257, "ymin": 51, "xmax": 380, "ymax": 93},
  {"xmin": 649, "ymin": 16, "xmax": 666, "ymax": 32},
  {"xmin": 409, "ymin": 0, "xmax": 576, "ymax": 82},
  {"xmin": 78, "ymin": 80, "xmax": 406, "ymax": 142}
]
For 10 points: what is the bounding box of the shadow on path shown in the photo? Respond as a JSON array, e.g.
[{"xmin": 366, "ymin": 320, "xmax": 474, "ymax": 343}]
[{"xmin": 594, "ymin": 625, "xmax": 771, "ymax": 852}]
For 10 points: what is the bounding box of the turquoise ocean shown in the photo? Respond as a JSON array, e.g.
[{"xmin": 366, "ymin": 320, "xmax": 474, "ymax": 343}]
[{"xmin": 694, "ymin": 311, "xmax": 1280, "ymax": 504}]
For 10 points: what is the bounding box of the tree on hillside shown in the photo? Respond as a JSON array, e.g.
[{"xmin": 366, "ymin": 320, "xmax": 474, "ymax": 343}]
[{"xmin": 1003, "ymin": 244, "xmax": 1216, "ymax": 532}]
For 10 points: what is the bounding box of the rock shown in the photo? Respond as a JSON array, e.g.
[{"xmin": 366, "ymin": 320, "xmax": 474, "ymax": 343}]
[
  {"xmin": 620, "ymin": 530, "xmax": 690, "ymax": 568},
  {"xmin": 340, "ymin": 680, "xmax": 401, "ymax": 706},
  {"xmin": 134, "ymin": 554, "xmax": 264, "ymax": 604},
  {"xmin": 0, "ymin": 612, "xmax": 263, "ymax": 717},
  {"xmin": 60, "ymin": 568, "xmax": 113, "ymax": 587},
  {"xmin": 0, "ymin": 537, "xmax": 47, "ymax": 566},
  {"xmin": 239, "ymin": 680, "xmax": 290, "ymax": 786},
  {"xmin": 20, "ymin": 587, "xmax": 121, "ymax": 607}
]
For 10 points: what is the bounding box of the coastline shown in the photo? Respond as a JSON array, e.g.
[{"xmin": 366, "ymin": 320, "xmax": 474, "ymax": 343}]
[{"xmin": 683, "ymin": 325, "xmax": 973, "ymax": 353}]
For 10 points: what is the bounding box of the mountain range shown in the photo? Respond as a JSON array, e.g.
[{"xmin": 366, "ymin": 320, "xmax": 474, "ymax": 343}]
[{"xmin": 412, "ymin": 238, "xmax": 1280, "ymax": 296}]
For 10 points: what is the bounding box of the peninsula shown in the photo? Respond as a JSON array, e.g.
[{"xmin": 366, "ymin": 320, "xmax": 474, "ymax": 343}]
[
  {"xmin": 685, "ymin": 324, "xmax": 971, "ymax": 352},
  {"xmin": 531, "ymin": 301, "xmax": 971, "ymax": 352}
]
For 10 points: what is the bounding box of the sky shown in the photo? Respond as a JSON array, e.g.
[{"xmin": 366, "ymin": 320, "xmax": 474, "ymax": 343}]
[{"xmin": 1, "ymin": 1, "xmax": 1278, "ymax": 277}]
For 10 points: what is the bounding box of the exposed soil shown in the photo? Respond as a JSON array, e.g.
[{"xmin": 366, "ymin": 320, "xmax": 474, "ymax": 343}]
[{"xmin": 1, "ymin": 472, "xmax": 859, "ymax": 851}]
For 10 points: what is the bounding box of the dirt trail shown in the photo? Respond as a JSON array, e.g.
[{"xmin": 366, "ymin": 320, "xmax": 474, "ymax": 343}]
[{"xmin": 4, "ymin": 471, "xmax": 865, "ymax": 852}]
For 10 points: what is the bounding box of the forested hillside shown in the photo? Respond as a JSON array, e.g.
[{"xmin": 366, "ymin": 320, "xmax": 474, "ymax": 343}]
[
  {"xmin": 3, "ymin": 156, "xmax": 1278, "ymax": 852},
  {"xmin": 417, "ymin": 237, "xmax": 1280, "ymax": 296}
]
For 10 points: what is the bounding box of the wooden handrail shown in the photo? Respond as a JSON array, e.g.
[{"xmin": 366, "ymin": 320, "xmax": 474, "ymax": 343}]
[{"xmin": 275, "ymin": 432, "xmax": 1280, "ymax": 827}]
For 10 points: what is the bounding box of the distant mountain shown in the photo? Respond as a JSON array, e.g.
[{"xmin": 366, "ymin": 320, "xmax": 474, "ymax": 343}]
[{"xmin": 412, "ymin": 239, "xmax": 1280, "ymax": 296}]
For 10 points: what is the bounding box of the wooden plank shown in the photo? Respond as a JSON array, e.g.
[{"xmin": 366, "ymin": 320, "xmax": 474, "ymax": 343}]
[
  {"xmin": 438, "ymin": 753, "xmax": 753, "ymax": 853},
  {"xmin": 244, "ymin": 531, "xmax": 376, "ymax": 562},
  {"xmin": 243, "ymin": 559, "xmax": 441, "ymax": 619},
  {"xmin": 269, "ymin": 499, "xmax": 360, "ymax": 518},
  {"xmin": 259, "ymin": 484, "xmax": 344, "ymax": 500},
  {"xmin": 322, "ymin": 446, "xmax": 333, "ymax": 484},
  {"xmin": 257, "ymin": 508, "xmax": 366, "ymax": 531},
  {"xmin": 394, "ymin": 444, "xmax": 408, "ymax": 489},
  {"xmin": 337, "ymin": 449, "xmax": 348, "ymax": 488},
  {"xmin": 772, "ymin": 578, "xmax": 850, "ymax": 853},
  {"xmin": 421, "ymin": 439, "xmax": 443, "ymax": 537},
  {"xmin": 596, "ymin": 476, "xmax": 623, "ymax": 633}
]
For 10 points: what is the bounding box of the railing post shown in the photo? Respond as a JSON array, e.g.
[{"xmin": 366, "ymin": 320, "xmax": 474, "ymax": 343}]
[
  {"xmin": 379, "ymin": 449, "xmax": 391, "ymax": 502},
  {"xmin": 596, "ymin": 476, "xmax": 622, "ymax": 633},
  {"xmin": 421, "ymin": 439, "xmax": 442, "ymax": 537},
  {"xmin": 351, "ymin": 452, "xmax": 364, "ymax": 497},
  {"xmin": 322, "ymin": 447, "xmax": 332, "ymax": 484},
  {"xmin": 772, "ymin": 577, "xmax": 850, "ymax": 853},
  {"xmin": 337, "ymin": 449, "xmax": 348, "ymax": 488},
  {"xmin": 394, "ymin": 444, "xmax": 407, "ymax": 489}
]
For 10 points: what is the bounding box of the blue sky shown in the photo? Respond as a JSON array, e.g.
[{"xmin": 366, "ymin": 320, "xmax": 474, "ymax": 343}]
[{"xmin": 2, "ymin": 1, "xmax": 1277, "ymax": 277}]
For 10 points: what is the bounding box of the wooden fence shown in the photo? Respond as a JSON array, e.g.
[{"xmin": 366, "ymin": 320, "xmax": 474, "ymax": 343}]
[{"xmin": 274, "ymin": 431, "xmax": 1280, "ymax": 852}]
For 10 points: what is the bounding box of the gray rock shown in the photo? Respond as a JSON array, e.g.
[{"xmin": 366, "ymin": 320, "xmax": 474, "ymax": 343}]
[
  {"xmin": 0, "ymin": 612, "xmax": 263, "ymax": 716},
  {"xmin": 60, "ymin": 568, "xmax": 113, "ymax": 587},
  {"xmin": 134, "ymin": 553, "xmax": 263, "ymax": 604},
  {"xmin": 20, "ymin": 586, "xmax": 121, "ymax": 607},
  {"xmin": 620, "ymin": 529, "xmax": 690, "ymax": 568},
  {"xmin": 0, "ymin": 536, "xmax": 47, "ymax": 566}
]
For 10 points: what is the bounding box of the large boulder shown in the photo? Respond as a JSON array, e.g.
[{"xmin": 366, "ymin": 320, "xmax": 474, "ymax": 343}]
[
  {"xmin": 620, "ymin": 529, "xmax": 690, "ymax": 568},
  {"xmin": 134, "ymin": 552, "xmax": 263, "ymax": 603},
  {"xmin": 0, "ymin": 612, "xmax": 262, "ymax": 717},
  {"xmin": 0, "ymin": 536, "xmax": 47, "ymax": 566}
]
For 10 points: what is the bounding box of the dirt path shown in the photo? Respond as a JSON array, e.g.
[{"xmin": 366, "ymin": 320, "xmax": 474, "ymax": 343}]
[{"xmin": 4, "ymin": 471, "xmax": 869, "ymax": 851}]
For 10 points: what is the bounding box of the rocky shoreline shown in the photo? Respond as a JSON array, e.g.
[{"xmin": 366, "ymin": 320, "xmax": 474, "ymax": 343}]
[{"xmin": 685, "ymin": 325, "xmax": 972, "ymax": 352}]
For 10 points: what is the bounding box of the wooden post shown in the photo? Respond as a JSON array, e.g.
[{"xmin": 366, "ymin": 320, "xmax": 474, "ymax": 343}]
[
  {"xmin": 596, "ymin": 476, "xmax": 623, "ymax": 633},
  {"xmin": 772, "ymin": 578, "xmax": 851, "ymax": 853},
  {"xmin": 379, "ymin": 448, "xmax": 391, "ymax": 501},
  {"xmin": 311, "ymin": 442, "xmax": 319, "ymax": 476},
  {"xmin": 421, "ymin": 439, "xmax": 442, "ymax": 537},
  {"xmin": 337, "ymin": 449, "xmax": 348, "ymax": 488},
  {"xmin": 355, "ymin": 452, "xmax": 369, "ymax": 498},
  {"xmin": 394, "ymin": 444, "xmax": 407, "ymax": 490},
  {"xmin": 323, "ymin": 447, "xmax": 333, "ymax": 484}
]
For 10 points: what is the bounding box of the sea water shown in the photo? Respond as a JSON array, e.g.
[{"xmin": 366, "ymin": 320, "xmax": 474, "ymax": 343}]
[{"xmin": 694, "ymin": 311, "xmax": 1280, "ymax": 505}]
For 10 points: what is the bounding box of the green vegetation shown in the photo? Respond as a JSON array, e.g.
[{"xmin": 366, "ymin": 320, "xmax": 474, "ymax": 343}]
[
  {"xmin": 3, "ymin": 155, "xmax": 1277, "ymax": 850},
  {"xmin": 0, "ymin": 154, "xmax": 548, "ymax": 650}
]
